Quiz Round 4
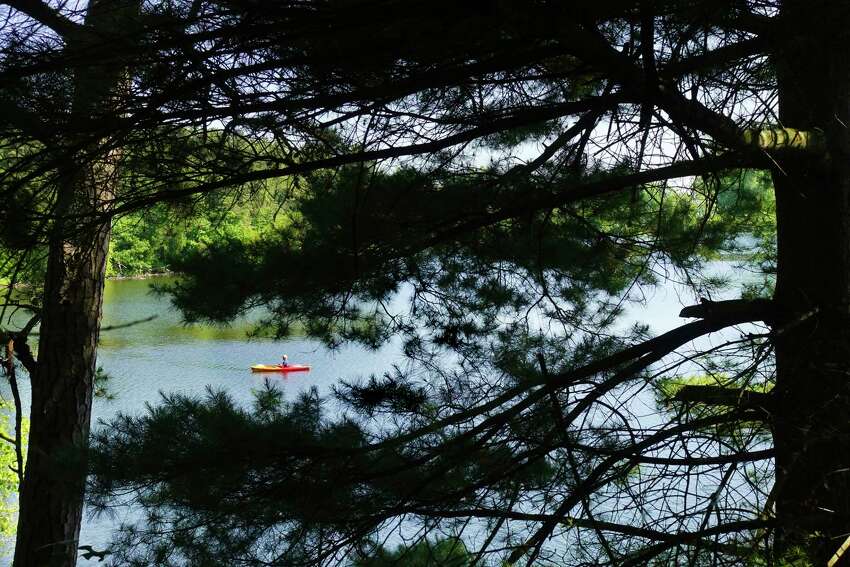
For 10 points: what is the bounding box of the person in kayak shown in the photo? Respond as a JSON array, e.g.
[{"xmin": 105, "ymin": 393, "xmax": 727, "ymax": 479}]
[{"xmin": 280, "ymin": 354, "xmax": 289, "ymax": 367}]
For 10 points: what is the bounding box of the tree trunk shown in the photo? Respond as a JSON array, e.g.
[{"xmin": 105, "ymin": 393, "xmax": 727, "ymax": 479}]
[
  {"xmin": 12, "ymin": 183, "xmax": 112, "ymax": 567},
  {"xmin": 772, "ymin": 1, "xmax": 850, "ymax": 562},
  {"xmin": 12, "ymin": 2, "xmax": 137, "ymax": 565}
]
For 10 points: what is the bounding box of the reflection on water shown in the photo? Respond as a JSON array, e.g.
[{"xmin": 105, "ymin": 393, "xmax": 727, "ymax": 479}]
[{"xmin": 99, "ymin": 277, "xmax": 261, "ymax": 348}]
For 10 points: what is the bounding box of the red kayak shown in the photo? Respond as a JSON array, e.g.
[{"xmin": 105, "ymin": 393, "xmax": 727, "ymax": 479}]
[{"xmin": 251, "ymin": 364, "xmax": 311, "ymax": 373}]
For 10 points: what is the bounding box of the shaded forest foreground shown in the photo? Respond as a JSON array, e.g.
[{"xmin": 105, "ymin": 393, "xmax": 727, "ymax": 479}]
[{"xmin": 0, "ymin": 1, "xmax": 848, "ymax": 566}]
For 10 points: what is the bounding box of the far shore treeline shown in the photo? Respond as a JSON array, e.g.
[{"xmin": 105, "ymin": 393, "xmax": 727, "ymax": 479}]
[{"xmin": 107, "ymin": 189, "xmax": 292, "ymax": 278}]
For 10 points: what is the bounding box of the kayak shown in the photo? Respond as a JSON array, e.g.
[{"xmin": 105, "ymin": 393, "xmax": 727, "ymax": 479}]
[{"xmin": 251, "ymin": 364, "xmax": 311, "ymax": 373}]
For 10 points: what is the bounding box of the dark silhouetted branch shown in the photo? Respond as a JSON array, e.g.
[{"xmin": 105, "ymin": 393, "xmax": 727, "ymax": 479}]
[
  {"xmin": 679, "ymin": 298, "xmax": 775, "ymax": 324},
  {"xmin": 1, "ymin": 0, "xmax": 83, "ymax": 38}
]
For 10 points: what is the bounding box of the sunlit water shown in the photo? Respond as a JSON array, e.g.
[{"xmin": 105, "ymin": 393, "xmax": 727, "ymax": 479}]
[{"xmin": 0, "ymin": 262, "xmax": 761, "ymax": 565}]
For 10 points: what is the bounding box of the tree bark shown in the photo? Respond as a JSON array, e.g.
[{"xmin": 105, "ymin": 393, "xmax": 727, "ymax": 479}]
[
  {"xmin": 12, "ymin": 2, "xmax": 137, "ymax": 565},
  {"xmin": 12, "ymin": 195, "xmax": 111, "ymax": 567},
  {"xmin": 772, "ymin": 1, "xmax": 850, "ymax": 562}
]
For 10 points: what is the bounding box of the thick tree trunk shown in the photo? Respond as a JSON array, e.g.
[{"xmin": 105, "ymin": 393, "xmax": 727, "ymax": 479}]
[
  {"xmin": 13, "ymin": 187, "xmax": 112, "ymax": 567},
  {"xmin": 772, "ymin": 1, "xmax": 850, "ymax": 562},
  {"xmin": 12, "ymin": 2, "xmax": 137, "ymax": 565}
]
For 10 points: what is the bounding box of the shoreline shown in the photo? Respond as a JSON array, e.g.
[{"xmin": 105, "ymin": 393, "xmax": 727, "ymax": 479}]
[
  {"xmin": 107, "ymin": 271, "xmax": 176, "ymax": 281},
  {"xmin": 3, "ymin": 271, "xmax": 176, "ymax": 288}
]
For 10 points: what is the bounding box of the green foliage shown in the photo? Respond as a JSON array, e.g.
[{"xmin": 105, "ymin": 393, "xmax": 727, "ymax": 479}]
[
  {"xmin": 655, "ymin": 373, "xmax": 772, "ymax": 403},
  {"xmin": 86, "ymin": 377, "xmax": 562, "ymax": 565},
  {"xmin": 166, "ymin": 162, "xmax": 757, "ymax": 344},
  {"xmin": 353, "ymin": 537, "xmax": 472, "ymax": 567},
  {"xmin": 655, "ymin": 370, "xmax": 773, "ymax": 444},
  {"xmin": 100, "ymin": 164, "xmax": 779, "ymax": 354},
  {"xmin": 88, "ymin": 385, "xmax": 397, "ymax": 565},
  {"xmin": 0, "ymin": 401, "xmax": 28, "ymax": 545},
  {"xmin": 107, "ymin": 188, "xmax": 292, "ymax": 278},
  {"xmin": 94, "ymin": 366, "xmax": 115, "ymax": 401}
]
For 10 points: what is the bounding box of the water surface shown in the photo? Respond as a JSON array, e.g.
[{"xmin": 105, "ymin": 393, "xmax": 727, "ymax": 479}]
[{"xmin": 3, "ymin": 264, "xmax": 759, "ymax": 564}]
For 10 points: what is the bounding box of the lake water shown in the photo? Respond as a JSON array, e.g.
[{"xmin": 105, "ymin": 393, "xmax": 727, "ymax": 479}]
[
  {"xmin": 1, "ymin": 263, "xmax": 760, "ymax": 565},
  {"xmin": 94, "ymin": 278, "xmax": 409, "ymax": 421}
]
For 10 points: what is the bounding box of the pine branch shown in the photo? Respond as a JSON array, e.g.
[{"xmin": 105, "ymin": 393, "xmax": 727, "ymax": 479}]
[
  {"xmin": 679, "ymin": 298, "xmax": 775, "ymax": 324},
  {"xmin": 661, "ymin": 37, "xmax": 767, "ymax": 77},
  {"xmin": 510, "ymin": 409, "xmax": 764, "ymax": 565},
  {"xmin": 415, "ymin": 507, "xmax": 769, "ymax": 557},
  {"xmin": 1, "ymin": 0, "xmax": 83, "ymax": 38}
]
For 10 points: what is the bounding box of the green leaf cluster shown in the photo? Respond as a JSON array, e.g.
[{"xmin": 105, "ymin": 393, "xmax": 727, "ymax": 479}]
[
  {"xmin": 0, "ymin": 401, "xmax": 28, "ymax": 546},
  {"xmin": 353, "ymin": 537, "xmax": 472, "ymax": 567}
]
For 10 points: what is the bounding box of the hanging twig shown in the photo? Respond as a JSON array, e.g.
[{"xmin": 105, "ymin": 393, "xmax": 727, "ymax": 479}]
[{"xmin": 4, "ymin": 338, "xmax": 24, "ymax": 486}]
